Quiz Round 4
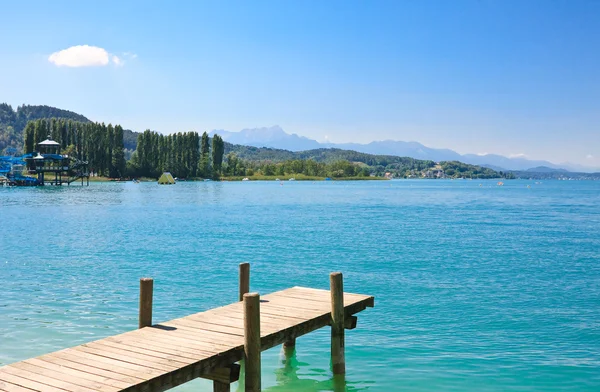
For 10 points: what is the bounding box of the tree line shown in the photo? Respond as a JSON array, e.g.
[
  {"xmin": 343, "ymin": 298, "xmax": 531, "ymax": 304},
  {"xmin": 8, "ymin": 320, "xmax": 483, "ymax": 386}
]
[
  {"xmin": 16, "ymin": 116, "xmax": 509, "ymax": 180},
  {"xmin": 22, "ymin": 119, "xmax": 126, "ymax": 178},
  {"xmin": 222, "ymin": 153, "xmax": 371, "ymax": 178},
  {"xmin": 21, "ymin": 121, "xmax": 227, "ymax": 179},
  {"xmin": 128, "ymin": 130, "xmax": 224, "ymax": 179}
]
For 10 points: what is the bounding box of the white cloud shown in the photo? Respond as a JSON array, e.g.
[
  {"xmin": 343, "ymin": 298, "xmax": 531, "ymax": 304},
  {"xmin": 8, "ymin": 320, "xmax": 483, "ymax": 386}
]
[
  {"xmin": 112, "ymin": 55, "xmax": 123, "ymax": 67},
  {"xmin": 49, "ymin": 45, "xmax": 110, "ymax": 67},
  {"xmin": 586, "ymin": 154, "xmax": 594, "ymax": 159},
  {"xmin": 509, "ymin": 153, "xmax": 528, "ymax": 158},
  {"xmin": 48, "ymin": 45, "xmax": 131, "ymax": 67},
  {"xmin": 476, "ymin": 152, "xmax": 488, "ymax": 156}
]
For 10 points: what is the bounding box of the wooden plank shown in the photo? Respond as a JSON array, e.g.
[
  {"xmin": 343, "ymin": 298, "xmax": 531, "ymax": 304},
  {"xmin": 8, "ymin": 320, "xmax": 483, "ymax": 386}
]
[
  {"xmin": 189, "ymin": 310, "xmax": 302, "ymax": 328},
  {"xmin": 276, "ymin": 287, "xmax": 375, "ymax": 307},
  {"xmin": 149, "ymin": 324, "xmax": 245, "ymax": 346},
  {"xmin": 139, "ymin": 326, "xmax": 236, "ymax": 349},
  {"xmin": 290, "ymin": 286, "xmax": 372, "ymax": 300},
  {"xmin": 159, "ymin": 321, "xmax": 245, "ymax": 342},
  {"xmin": 75, "ymin": 345, "xmax": 180, "ymax": 373},
  {"xmin": 260, "ymin": 301, "xmax": 329, "ymax": 316},
  {"xmin": 0, "ymin": 366, "xmax": 81, "ymax": 392},
  {"xmin": 88, "ymin": 340, "xmax": 193, "ymax": 367},
  {"xmin": 38, "ymin": 354, "xmax": 144, "ymax": 385},
  {"xmin": 55, "ymin": 349, "xmax": 162, "ymax": 379},
  {"xmin": 263, "ymin": 295, "xmax": 332, "ymax": 309},
  {"xmin": 9, "ymin": 361, "xmax": 118, "ymax": 392},
  {"xmin": 136, "ymin": 328, "xmax": 240, "ymax": 352},
  {"xmin": 108, "ymin": 334, "xmax": 216, "ymax": 358},
  {"xmin": 200, "ymin": 313, "xmax": 301, "ymax": 334},
  {"xmin": 105, "ymin": 336, "xmax": 207, "ymax": 361},
  {"xmin": 23, "ymin": 358, "xmax": 131, "ymax": 390},
  {"xmin": 0, "ymin": 379, "xmax": 37, "ymax": 392},
  {"xmin": 166, "ymin": 318, "xmax": 244, "ymax": 336}
]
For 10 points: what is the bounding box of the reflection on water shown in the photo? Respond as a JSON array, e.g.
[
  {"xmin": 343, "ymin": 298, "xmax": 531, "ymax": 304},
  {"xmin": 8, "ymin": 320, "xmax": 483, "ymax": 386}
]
[{"xmin": 255, "ymin": 345, "xmax": 373, "ymax": 392}]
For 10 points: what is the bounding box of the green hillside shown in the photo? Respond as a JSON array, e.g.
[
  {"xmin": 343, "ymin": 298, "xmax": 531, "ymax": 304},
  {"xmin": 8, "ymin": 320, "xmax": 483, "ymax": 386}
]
[{"xmin": 0, "ymin": 103, "xmax": 90, "ymax": 152}]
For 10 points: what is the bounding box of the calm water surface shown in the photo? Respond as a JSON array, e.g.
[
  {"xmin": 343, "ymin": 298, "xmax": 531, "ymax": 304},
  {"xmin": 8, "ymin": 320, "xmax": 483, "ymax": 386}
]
[{"xmin": 1, "ymin": 180, "xmax": 599, "ymax": 391}]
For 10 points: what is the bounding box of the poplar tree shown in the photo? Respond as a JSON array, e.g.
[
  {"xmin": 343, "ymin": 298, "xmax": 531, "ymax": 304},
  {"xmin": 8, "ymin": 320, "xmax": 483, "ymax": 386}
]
[
  {"xmin": 212, "ymin": 135, "xmax": 224, "ymax": 175},
  {"xmin": 23, "ymin": 122, "xmax": 34, "ymax": 153}
]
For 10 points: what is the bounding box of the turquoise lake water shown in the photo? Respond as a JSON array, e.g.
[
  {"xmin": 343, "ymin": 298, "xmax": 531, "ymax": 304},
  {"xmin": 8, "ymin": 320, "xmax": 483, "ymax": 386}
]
[{"xmin": 1, "ymin": 180, "xmax": 599, "ymax": 391}]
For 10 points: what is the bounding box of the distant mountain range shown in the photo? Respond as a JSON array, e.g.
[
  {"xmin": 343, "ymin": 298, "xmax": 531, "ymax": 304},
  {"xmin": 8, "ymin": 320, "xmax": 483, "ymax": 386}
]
[{"xmin": 210, "ymin": 126, "xmax": 598, "ymax": 173}]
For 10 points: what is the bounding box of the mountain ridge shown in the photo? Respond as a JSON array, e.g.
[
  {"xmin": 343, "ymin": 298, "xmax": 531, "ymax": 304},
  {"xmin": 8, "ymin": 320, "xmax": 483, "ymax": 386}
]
[{"xmin": 210, "ymin": 126, "xmax": 598, "ymax": 172}]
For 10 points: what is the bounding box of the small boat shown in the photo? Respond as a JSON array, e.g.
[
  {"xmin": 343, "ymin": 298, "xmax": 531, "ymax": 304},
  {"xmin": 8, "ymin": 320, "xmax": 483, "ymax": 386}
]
[
  {"xmin": 242, "ymin": 178, "xmax": 249, "ymax": 181},
  {"xmin": 289, "ymin": 178, "xmax": 296, "ymax": 181},
  {"xmin": 275, "ymin": 178, "xmax": 280, "ymax": 181},
  {"xmin": 497, "ymin": 181, "xmax": 504, "ymax": 186}
]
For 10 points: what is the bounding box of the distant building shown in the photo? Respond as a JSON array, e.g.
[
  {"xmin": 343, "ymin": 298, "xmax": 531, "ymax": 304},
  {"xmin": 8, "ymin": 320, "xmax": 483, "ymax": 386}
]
[{"xmin": 424, "ymin": 169, "xmax": 445, "ymax": 179}]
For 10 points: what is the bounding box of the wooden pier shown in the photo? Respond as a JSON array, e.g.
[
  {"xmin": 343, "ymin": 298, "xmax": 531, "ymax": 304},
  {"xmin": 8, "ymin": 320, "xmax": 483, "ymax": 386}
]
[{"xmin": 0, "ymin": 264, "xmax": 374, "ymax": 392}]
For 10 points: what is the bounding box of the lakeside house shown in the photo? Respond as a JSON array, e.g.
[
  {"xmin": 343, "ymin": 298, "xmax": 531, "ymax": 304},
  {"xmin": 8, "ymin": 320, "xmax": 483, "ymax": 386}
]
[{"xmin": 424, "ymin": 169, "xmax": 446, "ymax": 179}]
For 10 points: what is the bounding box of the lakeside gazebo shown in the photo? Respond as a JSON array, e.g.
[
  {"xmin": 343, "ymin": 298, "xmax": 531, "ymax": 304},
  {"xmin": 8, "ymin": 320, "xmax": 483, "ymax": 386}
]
[{"xmin": 27, "ymin": 135, "xmax": 89, "ymax": 186}]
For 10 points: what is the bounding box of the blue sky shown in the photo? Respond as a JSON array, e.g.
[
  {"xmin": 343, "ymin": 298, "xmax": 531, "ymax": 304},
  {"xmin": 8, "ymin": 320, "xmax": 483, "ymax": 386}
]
[{"xmin": 1, "ymin": 0, "xmax": 599, "ymax": 166}]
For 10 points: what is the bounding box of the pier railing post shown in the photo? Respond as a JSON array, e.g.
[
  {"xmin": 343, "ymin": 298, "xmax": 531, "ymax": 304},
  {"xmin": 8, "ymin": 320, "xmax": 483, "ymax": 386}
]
[
  {"xmin": 244, "ymin": 292, "xmax": 261, "ymax": 392},
  {"xmin": 330, "ymin": 272, "xmax": 345, "ymax": 375},
  {"xmin": 139, "ymin": 278, "xmax": 153, "ymax": 328},
  {"xmin": 239, "ymin": 263, "xmax": 250, "ymax": 301}
]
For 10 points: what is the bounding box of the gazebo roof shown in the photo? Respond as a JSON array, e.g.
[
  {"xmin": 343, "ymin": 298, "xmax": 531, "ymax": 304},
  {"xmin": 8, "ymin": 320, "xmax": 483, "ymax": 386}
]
[{"xmin": 38, "ymin": 139, "xmax": 60, "ymax": 146}]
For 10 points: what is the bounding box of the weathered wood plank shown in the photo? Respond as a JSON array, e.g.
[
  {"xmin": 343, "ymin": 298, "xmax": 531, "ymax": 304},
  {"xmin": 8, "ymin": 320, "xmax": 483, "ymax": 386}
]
[
  {"xmin": 38, "ymin": 353, "xmax": 145, "ymax": 384},
  {"xmin": 24, "ymin": 358, "xmax": 131, "ymax": 390},
  {"xmin": 0, "ymin": 379, "xmax": 38, "ymax": 392},
  {"xmin": 0, "ymin": 366, "xmax": 81, "ymax": 392},
  {"xmin": 10, "ymin": 361, "xmax": 119, "ymax": 392}
]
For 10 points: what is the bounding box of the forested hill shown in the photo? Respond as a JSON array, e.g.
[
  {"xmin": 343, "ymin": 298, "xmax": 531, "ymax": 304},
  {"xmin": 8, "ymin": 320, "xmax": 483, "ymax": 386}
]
[
  {"xmin": 224, "ymin": 144, "xmax": 507, "ymax": 179},
  {"xmin": 226, "ymin": 144, "xmax": 434, "ymax": 167},
  {"xmin": 0, "ymin": 103, "xmax": 91, "ymax": 152}
]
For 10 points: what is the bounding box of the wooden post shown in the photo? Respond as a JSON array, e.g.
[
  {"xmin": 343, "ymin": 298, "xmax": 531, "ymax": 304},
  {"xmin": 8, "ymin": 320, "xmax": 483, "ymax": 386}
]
[
  {"xmin": 244, "ymin": 292, "xmax": 261, "ymax": 392},
  {"xmin": 283, "ymin": 339, "xmax": 295, "ymax": 349},
  {"xmin": 139, "ymin": 278, "xmax": 153, "ymax": 328},
  {"xmin": 239, "ymin": 263, "xmax": 250, "ymax": 301},
  {"xmin": 213, "ymin": 381, "xmax": 229, "ymax": 392},
  {"xmin": 330, "ymin": 272, "xmax": 345, "ymax": 375}
]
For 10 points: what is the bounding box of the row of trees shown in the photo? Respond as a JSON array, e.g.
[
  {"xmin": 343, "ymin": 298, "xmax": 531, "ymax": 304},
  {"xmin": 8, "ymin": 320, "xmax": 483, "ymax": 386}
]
[
  {"xmin": 128, "ymin": 130, "xmax": 224, "ymax": 179},
  {"xmin": 19, "ymin": 119, "xmax": 226, "ymax": 179},
  {"xmin": 23, "ymin": 119, "xmax": 126, "ymax": 178},
  {"xmin": 223, "ymin": 153, "xmax": 372, "ymax": 178}
]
